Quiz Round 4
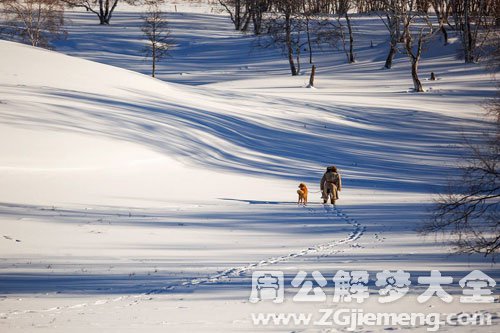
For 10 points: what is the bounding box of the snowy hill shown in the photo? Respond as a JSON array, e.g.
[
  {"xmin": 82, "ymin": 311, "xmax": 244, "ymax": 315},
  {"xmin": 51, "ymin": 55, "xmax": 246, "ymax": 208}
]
[
  {"xmin": 0, "ymin": 40, "xmax": 293, "ymax": 206},
  {"xmin": 0, "ymin": 6, "xmax": 498, "ymax": 333},
  {"xmin": 1, "ymin": 33, "xmax": 493, "ymax": 206}
]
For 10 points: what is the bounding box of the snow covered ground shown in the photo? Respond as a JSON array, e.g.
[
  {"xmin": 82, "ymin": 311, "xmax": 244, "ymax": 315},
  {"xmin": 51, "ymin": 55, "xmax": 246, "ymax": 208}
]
[{"xmin": 0, "ymin": 2, "xmax": 498, "ymax": 332}]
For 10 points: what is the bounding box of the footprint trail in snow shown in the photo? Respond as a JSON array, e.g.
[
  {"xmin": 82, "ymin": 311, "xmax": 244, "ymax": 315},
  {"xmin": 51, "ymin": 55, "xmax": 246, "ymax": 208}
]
[
  {"xmin": 149, "ymin": 203, "xmax": 365, "ymax": 293},
  {"xmin": 3, "ymin": 204, "xmax": 365, "ymax": 317}
]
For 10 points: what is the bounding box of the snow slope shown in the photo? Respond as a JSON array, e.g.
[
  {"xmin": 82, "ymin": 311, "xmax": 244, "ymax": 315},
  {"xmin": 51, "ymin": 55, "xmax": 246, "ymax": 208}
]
[
  {"xmin": 0, "ymin": 40, "xmax": 294, "ymax": 206},
  {"xmin": 0, "ymin": 5, "xmax": 499, "ymax": 332}
]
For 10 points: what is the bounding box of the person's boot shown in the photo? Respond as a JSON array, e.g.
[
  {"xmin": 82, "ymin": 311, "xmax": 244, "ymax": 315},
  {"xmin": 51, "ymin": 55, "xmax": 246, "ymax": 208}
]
[
  {"xmin": 323, "ymin": 199, "xmax": 327, "ymax": 204},
  {"xmin": 331, "ymin": 198, "xmax": 335, "ymax": 205}
]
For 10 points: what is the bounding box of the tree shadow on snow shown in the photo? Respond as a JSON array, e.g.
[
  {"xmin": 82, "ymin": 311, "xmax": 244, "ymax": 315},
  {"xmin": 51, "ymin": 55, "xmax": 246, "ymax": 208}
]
[{"xmin": 0, "ymin": 85, "xmax": 491, "ymax": 194}]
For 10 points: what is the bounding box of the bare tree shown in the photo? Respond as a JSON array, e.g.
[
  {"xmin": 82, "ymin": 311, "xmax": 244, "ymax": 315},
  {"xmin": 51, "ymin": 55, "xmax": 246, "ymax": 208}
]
[
  {"xmin": 283, "ymin": 0, "xmax": 330, "ymax": 67},
  {"xmin": 378, "ymin": 0, "xmax": 403, "ymax": 69},
  {"xmin": 262, "ymin": 0, "xmax": 302, "ymax": 75},
  {"xmin": 484, "ymin": 31, "xmax": 500, "ymax": 74},
  {"xmin": 300, "ymin": 0, "xmax": 314, "ymax": 64},
  {"xmin": 249, "ymin": 0, "xmax": 269, "ymax": 35},
  {"xmin": 308, "ymin": 63, "xmax": 316, "ymax": 87},
  {"xmin": 420, "ymin": 36, "xmax": 500, "ymax": 257},
  {"xmin": 420, "ymin": 100, "xmax": 500, "ymax": 257},
  {"xmin": 450, "ymin": 0, "xmax": 494, "ymax": 63},
  {"xmin": 141, "ymin": 1, "xmax": 171, "ymax": 77},
  {"xmin": 337, "ymin": 0, "xmax": 355, "ymax": 63},
  {"xmin": 401, "ymin": 0, "xmax": 434, "ymax": 92},
  {"xmin": 431, "ymin": 0, "xmax": 450, "ymax": 45},
  {"xmin": 0, "ymin": 0, "xmax": 66, "ymax": 48},
  {"xmin": 61, "ymin": 0, "xmax": 133, "ymax": 25},
  {"xmin": 379, "ymin": 0, "xmax": 432, "ymax": 88},
  {"xmin": 218, "ymin": 0, "xmax": 250, "ymax": 30}
]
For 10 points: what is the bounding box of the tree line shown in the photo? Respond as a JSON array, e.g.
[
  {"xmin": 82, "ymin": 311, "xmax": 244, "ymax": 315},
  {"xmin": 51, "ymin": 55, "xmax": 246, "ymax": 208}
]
[
  {"xmin": 219, "ymin": 0, "xmax": 498, "ymax": 90},
  {"xmin": 0, "ymin": 0, "xmax": 498, "ymax": 85}
]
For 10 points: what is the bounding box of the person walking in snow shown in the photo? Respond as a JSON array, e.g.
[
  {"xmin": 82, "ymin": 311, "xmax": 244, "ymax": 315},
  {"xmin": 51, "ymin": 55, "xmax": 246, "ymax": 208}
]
[{"xmin": 320, "ymin": 166, "xmax": 342, "ymax": 204}]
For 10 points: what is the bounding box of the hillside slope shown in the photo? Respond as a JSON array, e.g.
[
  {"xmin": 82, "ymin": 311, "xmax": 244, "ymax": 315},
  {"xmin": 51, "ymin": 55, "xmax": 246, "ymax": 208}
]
[
  {"xmin": 0, "ymin": 40, "xmax": 293, "ymax": 206},
  {"xmin": 1, "ymin": 34, "xmax": 492, "ymax": 207}
]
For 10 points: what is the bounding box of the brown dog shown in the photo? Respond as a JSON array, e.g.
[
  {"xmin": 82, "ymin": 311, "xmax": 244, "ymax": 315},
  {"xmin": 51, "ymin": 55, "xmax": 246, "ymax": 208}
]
[{"xmin": 297, "ymin": 183, "xmax": 308, "ymax": 205}]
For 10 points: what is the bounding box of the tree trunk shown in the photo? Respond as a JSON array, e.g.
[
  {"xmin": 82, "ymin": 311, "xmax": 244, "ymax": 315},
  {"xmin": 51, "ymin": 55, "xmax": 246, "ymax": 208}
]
[
  {"xmin": 345, "ymin": 12, "xmax": 355, "ymax": 63},
  {"xmin": 96, "ymin": 0, "xmax": 118, "ymax": 24},
  {"xmin": 241, "ymin": 2, "xmax": 251, "ymax": 32},
  {"xmin": 463, "ymin": 0, "xmax": 474, "ymax": 63},
  {"xmin": 235, "ymin": 0, "xmax": 241, "ymax": 30},
  {"xmin": 285, "ymin": 12, "xmax": 297, "ymax": 76},
  {"xmin": 241, "ymin": 13, "xmax": 251, "ymax": 31},
  {"xmin": 411, "ymin": 33, "xmax": 424, "ymax": 92},
  {"xmin": 252, "ymin": 9, "xmax": 262, "ymax": 35},
  {"xmin": 404, "ymin": 21, "xmax": 424, "ymax": 93},
  {"xmin": 107, "ymin": 0, "xmax": 119, "ymax": 25},
  {"xmin": 287, "ymin": 50, "xmax": 297, "ymax": 75},
  {"xmin": 496, "ymin": 0, "xmax": 500, "ymax": 28},
  {"xmin": 296, "ymin": 46, "xmax": 301, "ymax": 74},
  {"xmin": 384, "ymin": 13, "xmax": 398, "ymax": 69},
  {"xmin": 99, "ymin": 0, "xmax": 104, "ymax": 23},
  {"xmin": 432, "ymin": 3, "xmax": 448, "ymax": 46},
  {"xmin": 308, "ymin": 64, "xmax": 316, "ymax": 87},
  {"xmin": 411, "ymin": 59, "xmax": 423, "ymax": 92},
  {"xmin": 306, "ymin": 17, "xmax": 313, "ymax": 64},
  {"xmin": 384, "ymin": 42, "xmax": 397, "ymax": 69},
  {"xmin": 496, "ymin": 0, "xmax": 500, "ymax": 27},
  {"xmin": 441, "ymin": 24, "xmax": 448, "ymax": 45},
  {"xmin": 152, "ymin": 43, "xmax": 156, "ymax": 77}
]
